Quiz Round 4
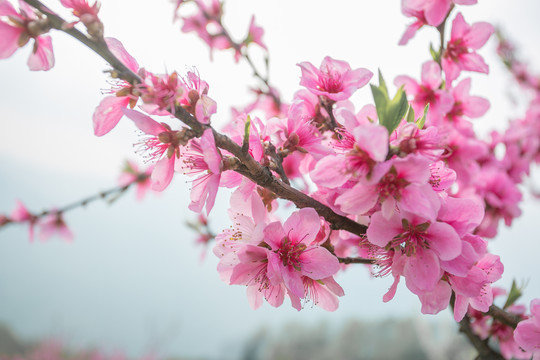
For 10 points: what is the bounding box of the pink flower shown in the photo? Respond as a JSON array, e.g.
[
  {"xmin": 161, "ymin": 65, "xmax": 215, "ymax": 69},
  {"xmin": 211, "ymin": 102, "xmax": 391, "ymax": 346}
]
[
  {"xmin": 0, "ymin": 0, "xmax": 54, "ymax": 71},
  {"xmin": 230, "ymin": 244, "xmax": 287, "ymax": 309},
  {"xmin": 392, "ymin": 123, "xmax": 445, "ymax": 160},
  {"xmin": 93, "ymin": 37, "xmax": 139, "ymax": 136},
  {"xmin": 10, "ymin": 200, "xmax": 37, "ymax": 241},
  {"xmin": 442, "ymin": 13, "xmax": 494, "ymax": 83},
  {"xmin": 138, "ymin": 70, "xmax": 185, "ymax": 116},
  {"xmin": 118, "ymin": 161, "xmax": 153, "ymax": 201},
  {"xmin": 224, "ymin": 208, "xmax": 344, "ymax": 311},
  {"xmin": 395, "ymin": 61, "xmax": 454, "ymax": 123},
  {"xmin": 367, "ymin": 210, "xmax": 461, "ymax": 296},
  {"xmin": 123, "ymin": 108, "xmax": 186, "ymax": 191},
  {"xmin": 297, "ymin": 56, "xmax": 373, "ymax": 101},
  {"xmin": 39, "ymin": 211, "xmax": 73, "ymax": 242},
  {"xmin": 263, "ymin": 208, "xmax": 340, "ymax": 299},
  {"xmin": 178, "ymin": 70, "xmax": 216, "ymax": 124},
  {"xmin": 450, "ymin": 253, "xmax": 504, "ymax": 321},
  {"xmin": 311, "ymin": 121, "xmax": 389, "ymax": 188},
  {"xmin": 60, "ymin": 0, "xmax": 102, "ymax": 38},
  {"xmin": 245, "ymin": 15, "xmax": 266, "ymax": 50},
  {"xmin": 398, "ymin": 1, "xmax": 429, "ymax": 46},
  {"xmin": 514, "ymin": 299, "xmax": 540, "ymax": 357},
  {"xmin": 446, "ymin": 78, "xmax": 490, "ymax": 122},
  {"xmin": 177, "ymin": 129, "xmax": 222, "ymax": 215},
  {"xmin": 405, "ymin": 0, "xmax": 452, "ymax": 27},
  {"xmin": 336, "ymin": 154, "xmax": 440, "ymax": 221}
]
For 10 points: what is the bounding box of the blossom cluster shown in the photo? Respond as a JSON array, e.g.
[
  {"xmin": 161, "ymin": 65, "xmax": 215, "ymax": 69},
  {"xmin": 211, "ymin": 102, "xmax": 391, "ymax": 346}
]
[{"xmin": 1, "ymin": 0, "xmax": 540, "ymax": 358}]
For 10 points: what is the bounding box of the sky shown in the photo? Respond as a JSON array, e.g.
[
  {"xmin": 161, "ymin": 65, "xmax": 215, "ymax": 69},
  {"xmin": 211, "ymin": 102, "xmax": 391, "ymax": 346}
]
[{"xmin": 1, "ymin": 0, "xmax": 540, "ymax": 359}]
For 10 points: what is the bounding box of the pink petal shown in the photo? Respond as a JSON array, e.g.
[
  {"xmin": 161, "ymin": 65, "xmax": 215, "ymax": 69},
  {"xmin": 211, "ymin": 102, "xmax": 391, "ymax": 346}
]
[
  {"xmin": 515, "ymin": 320, "xmax": 540, "ymax": 352},
  {"xmin": 403, "ymin": 248, "xmax": 441, "ymax": 293},
  {"xmin": 246, "ymin": 285, "xmax": 263, "ymax": 310},
  {"xmin": 399, "ymin": 21, "xmax": 423, "ymax": 46},
  {"xmin": 310, "ymin": 155, "xmax": 348, "ymax": 188},
  {"xmin": 0, "ymin": 22, "xmax": 23, "ymax": 59},
  {"xmin": 383, "ymin": 275, "xmax": 401, "ymax": 303},
  {"xmin": 400, "ymin": 184, "xmax": 441, "ymax": 222},
  {"xmin": 299, "ymin": 247, "xmax": 340, "ymax": 280},
  {"xmin": 463, "ymin": 95, "xmax": 490, "ymax": 118},
  {"xmin": 93, "ymin": 96, "xmax": 130, "ymax": 136},
  {"xmin": 442, "ymin": 56, "xmax": 461, "ymax": 83},
  {"xmin": 297, "ymin": 61, "xmax": 320, "ymax": 90},
  {"xmin": 263, "ymin": 221, "xmax": 286, "ymax": 250},
  {"xmin": 464, "ymin": 22, "xmax": 494, "ymax": 49},
  {"xmin": 151, "ymin": 156, "xmax": 174, "ymax": 191},
  {"xmin": 450, "ymin": 267, "xmax": 485, "ymax": 297},
  {"xmin": 426, "ymin": 221, "xmax": 461, "ymax": 261},
  {"xmin": 394, "ymin": 75, "xmax": 420, "ymax": 96},
  {"xmin": 203, "ymin": 174, "xmax": 220, "ymax": 215},
  {"xmin": 105, "ymin": 37, "xmax": 139, "ymax": 72},
  {"xmin": 450, "ymin": 13, "xmax": 468, "ymax": 41},
  {"xmin": 336, "ymin": 181, "xmax": 378, "ymax": 215},
  {"xmin": 460, "ymin": 52, "xmax": 489, "ymax": 74},
  {"xmin": 424, "ymin": 0, "xmax": 451, "ymax": 26},
  {"xmin": 470, "ymin": 285, "xmax": 493, "ymax": 312},
  {"xmin": 421, "ymin": 61, "xmax": 443, "ymax": 89},
  {"xmin": 264, "ymin": 283, "xmax": 285, "ymax": 308},
  {"xmin": 27, "ymin": 36, "xmax": 54, "ymax": 71},
  {"xmin": 0, "ymin": 1, "xmax": 20, "ymax": 17},
  {"xmin": 284, "ymin": 208, "xmax": 320, "ymax": 245},
  {"xmin": 122, "ymin": 108, "xmax": 164, "ymax": 135},
  {"xmin": 346, "ymin": 67, "xmax": 373, "ymax": 89},
  {"xmin": 281, "ymin": 262, "xmax": 304, "ymax": 298},
  {"xmin": 353, "ymin": 123, "xmax": 389, "ymax": 162},
  {"xmin": 453, "ymin": 294, "xmax": 469, "ymax": 321},
  {"xmin": 310, "ymin": 280, "xmax": 340, "ymax": 311},
  {"xmin": 366, "ymin": 211, "xmax": 402, "ymax": 247},
  {"xmin": 200, "ymin": 129, "xmax": 221, "ymax": 174},
  {"xmin": 419, "ymin": 280, "xmax": 451, "ymax": 314}
]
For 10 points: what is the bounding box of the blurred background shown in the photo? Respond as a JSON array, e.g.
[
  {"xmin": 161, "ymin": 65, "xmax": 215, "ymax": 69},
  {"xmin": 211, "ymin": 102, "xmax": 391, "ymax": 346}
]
[{"xmin": 1, "ymin": 0, "xmax": 539, "ymax": 359}]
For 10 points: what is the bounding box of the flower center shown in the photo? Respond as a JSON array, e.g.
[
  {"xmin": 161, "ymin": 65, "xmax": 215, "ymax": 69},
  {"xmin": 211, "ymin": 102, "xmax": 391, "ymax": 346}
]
[
  {"xmin": 445, "ymin": 39, "xmax": 468, "ymax": 62},
  {"xmin": 318, "ymin": 65, "xmax": 344, "ymax": 93},
  {"xmin": 277, "ymin": 236, "xmax": 306, "ymax": 270},
  {"xmin": 377, "ymin": 167, "xmax": 409, "ymax": 201},
  {"xmin": 388, "ymin": 220, "xmax": 430, "ymax": 256}
]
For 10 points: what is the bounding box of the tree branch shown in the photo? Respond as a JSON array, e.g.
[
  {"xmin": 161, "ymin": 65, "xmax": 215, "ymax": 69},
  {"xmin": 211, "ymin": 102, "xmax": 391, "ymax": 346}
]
[
  {"xmin": 487, "ymin": 305, "xmax": 521, "ymax": 329},
  {"xmin": 458, "ymin": 315, "xmax": 504, "ymax": 360},
  {"xmin": 338, "ymin": 257, "xmax": 375, "ymax": 265}
]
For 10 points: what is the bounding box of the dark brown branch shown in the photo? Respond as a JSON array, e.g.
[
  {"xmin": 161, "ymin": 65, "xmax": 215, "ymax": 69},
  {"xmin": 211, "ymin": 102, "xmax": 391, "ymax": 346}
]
[
  {"xmin": 338, "ymin": 257, "xmax": 375, "ymax": 265},
  {"xmin": 487, "ymin": 305, "xmax": 521, "ymax": 329},
  {"xmin": 459, "ymin": 315, "xmax": 504, "ymax": 360}
]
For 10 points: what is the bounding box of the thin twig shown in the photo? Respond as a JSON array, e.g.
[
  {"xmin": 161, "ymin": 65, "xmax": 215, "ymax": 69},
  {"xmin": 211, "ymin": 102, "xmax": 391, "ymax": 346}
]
[{"xmin": 338, "ymin": 257, "xmax": 375, "ymax": 265}]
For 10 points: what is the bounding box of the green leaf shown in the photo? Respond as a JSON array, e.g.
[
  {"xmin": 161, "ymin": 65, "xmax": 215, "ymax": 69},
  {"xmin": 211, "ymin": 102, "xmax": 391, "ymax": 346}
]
[
  {"xmin": 406, "ymin": 105, "xmax": 415, "ymax": 123},
  {"xmin": 378, "ymin": 69, "xmax": 389, "ymax": 98},
  {"xmin": 503, "ymin": 280, "xmax": 523, "ymax": 309},
  {"xmin": 430, "ymin": 43, "xmax": 440, "ymax": 63},
  {"xmin": 370, "ymin": 72, "xmax": 410, "ymax": 135},
  {"xmin": 385, "ymin": 86, "xmax": 409, "ymax": 134},
  {"xmin": 416, "ymin": 103, "xmax": 429, "ymax": 129},
  {"xmin": 242, "ymin": 115, "xmax": 251, "ymax": 152},
  {"xmin": 370, "ymin": 84, "xmax": 389, "ymax": 128}
]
